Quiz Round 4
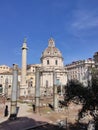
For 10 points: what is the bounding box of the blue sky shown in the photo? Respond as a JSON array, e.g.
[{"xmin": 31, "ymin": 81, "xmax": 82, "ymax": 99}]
[{"xmin": 0, "ymin": 0, "xmax": 98, "ymax": 67}]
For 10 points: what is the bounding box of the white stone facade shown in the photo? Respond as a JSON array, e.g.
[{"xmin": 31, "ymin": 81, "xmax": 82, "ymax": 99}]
[
  {"xmin": 65, "ymin": 58, "xmax": 95, "ymax": 86},
  {"xmin": 40, "ymin": 38, "xmax": 67, "ymax": 95},
  {"xmin": 0, "ymin": 70, "xmax": 21, "ymax": 98},
  {"xmin": 26, "ymin": 64, "xmax": 41, "ymax": 97},
  {"xmin": 0, "ymin": 65, "xmax": 10, "ymax": 73}
]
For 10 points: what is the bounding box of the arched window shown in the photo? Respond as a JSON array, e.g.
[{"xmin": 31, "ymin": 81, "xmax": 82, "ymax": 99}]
[{"xmin": 31, "ymin": 81, "xmax": 33, "ymax": 87}]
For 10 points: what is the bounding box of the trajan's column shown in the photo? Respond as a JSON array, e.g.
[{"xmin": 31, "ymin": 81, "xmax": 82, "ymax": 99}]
[{"xmin": 20, "ymin": 39, "xmax": 28, "ymax": 97}]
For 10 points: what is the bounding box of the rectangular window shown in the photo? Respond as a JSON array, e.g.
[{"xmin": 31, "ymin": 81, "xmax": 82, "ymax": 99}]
[
  {"xmin": 46, "ymin": 80, "xmax": 48, "ymax": 87},
  {"xmin": 55, "ymin": 60, "xmax": 58, "ymax": 65},
  {"xmin": 56, "ymin": 79, "xmax": 60, "ymax": 85},
  {"xmin": 47, "ymin": 60, "xmax": 49, "ymax": 65}
]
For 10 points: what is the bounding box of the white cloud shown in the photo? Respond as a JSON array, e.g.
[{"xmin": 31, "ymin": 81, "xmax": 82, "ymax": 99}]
[{"xmin": 71, "ymin": 9, "xmax": 98, "ymax": 30}]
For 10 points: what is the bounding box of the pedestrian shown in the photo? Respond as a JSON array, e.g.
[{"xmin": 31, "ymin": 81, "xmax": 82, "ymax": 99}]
[{"xmin": 4, "ymin": 105, "xmax": 8, "ymax": 117}]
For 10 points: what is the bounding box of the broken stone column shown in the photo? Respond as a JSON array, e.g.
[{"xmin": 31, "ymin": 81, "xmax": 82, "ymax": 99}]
[
  {"xmin": 35, "ymin": 67, "xmax": 40, "ymax": 113},
  {"xmin": 9, "ymin": 64, "xmax": 18, "ymax": 120},
  {"xmin": 53, "ymin": 71, "xmax": 58, "ymax": 111},
  {"xmin": 5, "ymin": 78, "xmax": 8, "ymax": 98},
  {"xmin": 46, "ymin": 80, "xmax": 48, "ymax": 97}
]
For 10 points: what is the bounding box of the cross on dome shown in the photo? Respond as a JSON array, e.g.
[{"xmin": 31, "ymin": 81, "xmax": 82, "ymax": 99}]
[{"xmin": 48, "ymin": 38, "xmax": 55, "ymax": 47}]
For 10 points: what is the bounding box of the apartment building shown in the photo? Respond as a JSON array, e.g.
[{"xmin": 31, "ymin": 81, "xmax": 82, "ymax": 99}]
[{"xmin": 65, "ymin": 58, "xmax": 95, "ymax": 86}]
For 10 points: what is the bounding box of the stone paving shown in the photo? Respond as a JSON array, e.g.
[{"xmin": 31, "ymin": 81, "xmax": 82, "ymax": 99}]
[
  {"xmin": 0, "ymin": 101, "xmax": 52, "ymax": 130},
  {"xmin": 0, "ymin": 100, "xmax": 90, "ymax": 130}
]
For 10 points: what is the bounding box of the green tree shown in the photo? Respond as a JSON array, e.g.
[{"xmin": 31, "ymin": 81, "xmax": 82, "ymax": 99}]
[
  {"xmin": 65, "ymin": 76, "xmax": 98, "ymax": 123},
  {"xmin": 92, "ymin": 67, "xmax": 98, "ymax": 95},
  {"xmin": 66, "ymin": 79, "xmax": 87, "ymax": 103}
]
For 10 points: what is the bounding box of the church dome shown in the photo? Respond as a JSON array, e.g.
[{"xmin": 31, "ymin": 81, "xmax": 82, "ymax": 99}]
[{"xmin": 41, "ymin": 38, "xmax": 63, "ymax": 60}]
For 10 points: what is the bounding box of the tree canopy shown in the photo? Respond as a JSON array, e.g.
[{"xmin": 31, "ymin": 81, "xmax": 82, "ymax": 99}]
[{"xmin": 65, "ymin": 68, "xmax": 98, "ymax": 124}]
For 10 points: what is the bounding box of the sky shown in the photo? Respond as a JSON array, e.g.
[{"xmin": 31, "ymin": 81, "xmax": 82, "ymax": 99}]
[{"xmin": 0, "ymin": 0, "xmax": 98, "ymax": 67}]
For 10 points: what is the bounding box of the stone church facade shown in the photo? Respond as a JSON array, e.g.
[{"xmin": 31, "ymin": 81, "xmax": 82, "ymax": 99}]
[
  {"xmin": 25, "ymin": 38, "xmax": 67, "ymax": 96},
  {"xmin": 39, "ymin": 38, "xmax": 67, "ymax": 95}
]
